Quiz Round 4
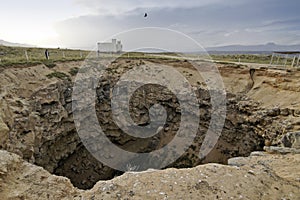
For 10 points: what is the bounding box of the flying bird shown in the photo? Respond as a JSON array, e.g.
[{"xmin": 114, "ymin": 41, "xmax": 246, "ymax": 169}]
[{"xmin": 144, "ymin": 13, "xmax": 148, "ymax": 18}]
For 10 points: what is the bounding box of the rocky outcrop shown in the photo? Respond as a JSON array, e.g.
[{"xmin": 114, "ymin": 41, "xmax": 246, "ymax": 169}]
[
  {"xmin": 263, "ymin": 146, "xmax": 300, "ymax": 154},
  {"xmin": 260, "ymin": 131, "xmax": 300, "ymax": 154},
  {"xmin": 281, "ymin": 131, "xmax": 300, "ymax": 149},
  {"xmin": 1, "ymin": 150, "xmax": 299, "ymax": 200},
  {"xmin": 0, "ymin": 150, "xmax": 78, "ymax": 200}
]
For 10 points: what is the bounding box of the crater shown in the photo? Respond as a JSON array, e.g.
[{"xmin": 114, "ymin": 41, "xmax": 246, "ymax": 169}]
[{"xmin": 33, "ymin": 80, "xmax": 264, "ymax": 189}]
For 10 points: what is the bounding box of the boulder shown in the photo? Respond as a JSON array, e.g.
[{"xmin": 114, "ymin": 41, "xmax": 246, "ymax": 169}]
[
  {"xmin": 227, "ymin": 157, "xmax": 249, "ymax": 167},
  {"xmin": 281, "ymin": 131, "xmax": 300, "ymax": 149}
]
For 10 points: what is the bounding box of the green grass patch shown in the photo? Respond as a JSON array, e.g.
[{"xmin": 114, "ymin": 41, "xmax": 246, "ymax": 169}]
[
  {"xmin": 46, "ymin": 72, "xmax": 70, "ymax": 81},
  {"xmin": 43, "ymin": 60, "xmax": 56, "ymax": 68},
  {"xmin": 211, "ymin": 54, "xmax": 272, "ymax": 64},
  {"xmin": 69, "ymin": 67, "xmax": 79, "ymax": 76}
]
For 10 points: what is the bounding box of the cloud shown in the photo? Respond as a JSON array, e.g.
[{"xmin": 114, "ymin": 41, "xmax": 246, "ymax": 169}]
[
  {"xmin": 73, "ymin": 0, "xmax": 223, "ymax": 15},
  {"xmin": 54, "ymin": 0, "xmax": 300, "ymax": 49}
]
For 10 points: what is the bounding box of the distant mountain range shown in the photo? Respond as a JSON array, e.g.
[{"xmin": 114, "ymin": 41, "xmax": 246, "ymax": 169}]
[
  {"xmin": 0, "ymin": 39, "xmax": 35, "ymax": 48},
  {"xmin": 1, "ymin": 39, "xmax": 300, "ymax": 53},
  {"xmin": 207, "ymin": 43, "xmax": 300, "ymax": 52}
]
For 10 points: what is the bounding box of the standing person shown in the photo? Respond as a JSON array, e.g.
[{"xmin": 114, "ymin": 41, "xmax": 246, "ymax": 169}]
[{"xmin": 45, "ymin": 49, "xmax": 50, "ymax": 60}]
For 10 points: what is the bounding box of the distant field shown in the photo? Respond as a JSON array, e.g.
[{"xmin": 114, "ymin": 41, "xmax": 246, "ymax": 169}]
[
  {"xmin": 0, "ymin": 46, "xmax": 166, "ymax": 68},
  {"xmin": 0, "ymin": 45, "xmax": 296, "ymax": 69},
  {"xmin": 210, "ymin": 54, "xmax": 271, "ymax": 64},
  {"xmin": 210, "ymin": 54, "xmax": 298, "ymax": 66},
  {"xmin": 0, "ymin": 45, "xmax": 90, "ymax": 68}
]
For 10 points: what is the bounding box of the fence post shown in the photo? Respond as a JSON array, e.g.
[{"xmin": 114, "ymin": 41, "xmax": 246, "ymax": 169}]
[
  {"xmin": 25, "ymin": 50, "xmax": 29, "ymax": 61},
  {"xmin": 62, "ymin": 51, "xmax": 65, "ymax": 58},
  {"xmin": 291, "ymin": 56, "xmax": 296, "ymax": 68},
  {"xmin": 276, "ymin": 55, "xmax": 280, "ymax": 65},
  {"xmin": 283, "ymin": 54, "xmax": 288, "ymax": 68},
  {"xmin": 269, "ymin": 53, "xmax": 274, "ymax": 66},
  {"xmin": 297, "ymin": 54, "xmax": 300, "ymax": 68}
]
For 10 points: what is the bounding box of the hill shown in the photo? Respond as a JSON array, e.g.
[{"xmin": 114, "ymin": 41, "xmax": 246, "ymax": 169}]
[{"xmin": 0, "ymin": 39, "xmax": 35, "ymax": 48}]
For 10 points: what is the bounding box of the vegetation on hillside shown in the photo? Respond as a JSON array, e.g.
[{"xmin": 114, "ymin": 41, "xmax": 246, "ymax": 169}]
[
  {"xmin": 1, "ymin": 45, "xmax": 297, "ymax": 69},
  {"xmin": 46, "ymin": 71, "xmax": 70, "ymax": 81}
]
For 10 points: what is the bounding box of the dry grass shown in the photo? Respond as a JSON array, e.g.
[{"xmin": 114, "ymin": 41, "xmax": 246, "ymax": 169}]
[{"xmin": 0, "ymin": 45, "xmax": 89, "ymax": 68}]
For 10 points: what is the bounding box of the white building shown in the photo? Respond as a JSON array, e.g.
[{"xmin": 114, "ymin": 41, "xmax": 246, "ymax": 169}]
[{"xmin": 97, "ymin": 39, "xmax": 122, "ymax": 53}]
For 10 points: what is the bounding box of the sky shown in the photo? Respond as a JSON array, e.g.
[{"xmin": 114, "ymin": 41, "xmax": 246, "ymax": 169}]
[{"xmin": 0, "ymin": 0, "xmax": 299, "ymax": 49}]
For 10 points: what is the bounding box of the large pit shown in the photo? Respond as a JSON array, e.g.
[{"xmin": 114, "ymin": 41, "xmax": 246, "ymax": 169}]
[
  {"xmin": 34, "ymin": 59, "xmax": 265, "ymax": 189},
  {"xmin": 2, "ymin": 58, "xmax": 299, "ymax": 190}
]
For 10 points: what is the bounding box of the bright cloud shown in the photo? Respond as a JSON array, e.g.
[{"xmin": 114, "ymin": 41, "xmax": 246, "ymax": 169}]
[{"xmin": 0, "ymin": 0, "xmax": 299, "ymax": 48}]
